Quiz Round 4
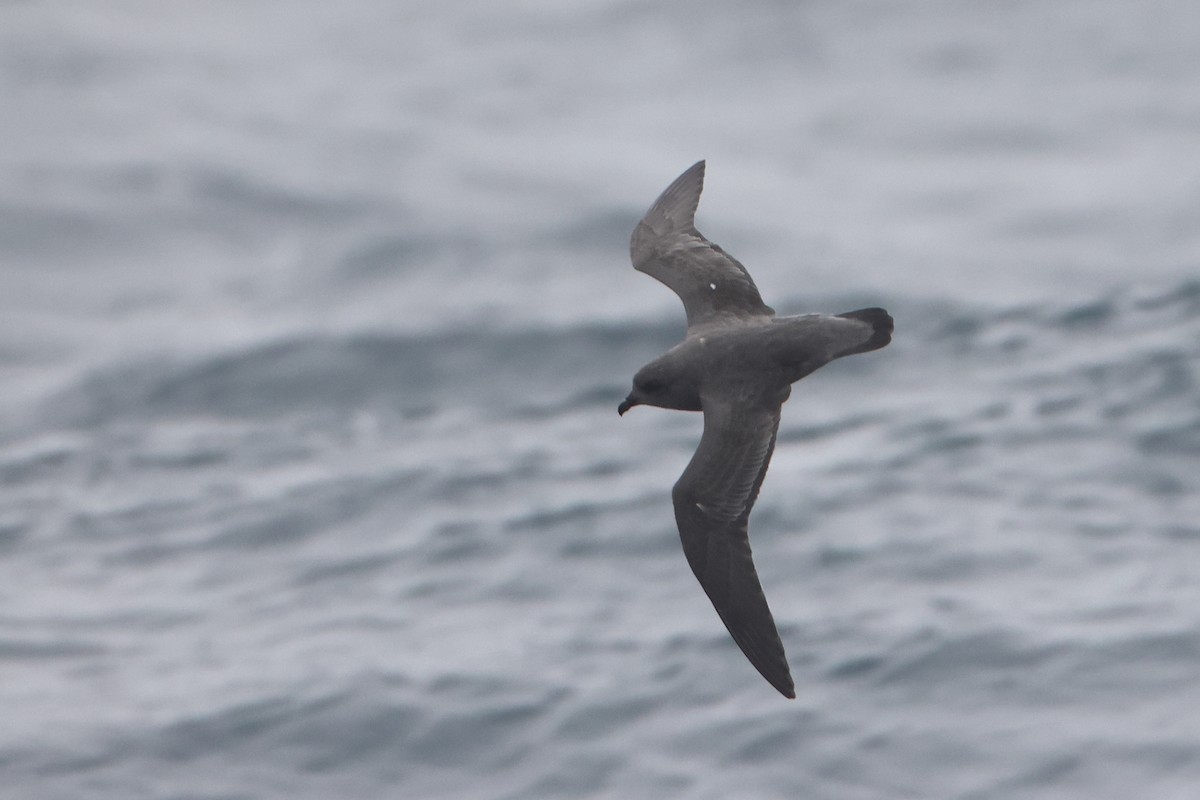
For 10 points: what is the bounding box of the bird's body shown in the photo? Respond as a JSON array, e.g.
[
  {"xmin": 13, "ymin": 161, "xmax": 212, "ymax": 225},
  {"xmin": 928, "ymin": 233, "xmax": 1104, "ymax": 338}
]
[{"xmin": 620, "ymin": 161, "xmax": 892, "ymax": 699}]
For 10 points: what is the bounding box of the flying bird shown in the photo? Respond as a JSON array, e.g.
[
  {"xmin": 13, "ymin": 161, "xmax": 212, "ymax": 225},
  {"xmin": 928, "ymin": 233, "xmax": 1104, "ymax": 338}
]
[{"xmin": 619, "ymin": 161, "xmax": 892, "ymax": 698}]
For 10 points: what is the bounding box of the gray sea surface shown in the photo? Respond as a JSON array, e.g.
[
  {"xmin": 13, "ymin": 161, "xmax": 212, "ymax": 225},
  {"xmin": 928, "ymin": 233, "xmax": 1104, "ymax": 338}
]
[{"xmin": 3, "ymin": 2, "xmax": 1200, "ymax": 798}]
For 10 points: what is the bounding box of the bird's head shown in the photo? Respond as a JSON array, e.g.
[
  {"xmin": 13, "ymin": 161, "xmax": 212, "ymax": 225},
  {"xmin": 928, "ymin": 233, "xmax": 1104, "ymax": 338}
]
[{"xmin": 618, "ymin": 359, "xmax": 698, "ymax": 415}]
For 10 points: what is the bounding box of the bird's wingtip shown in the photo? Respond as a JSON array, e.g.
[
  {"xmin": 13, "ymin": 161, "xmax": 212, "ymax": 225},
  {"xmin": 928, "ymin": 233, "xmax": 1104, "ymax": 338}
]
[
  {"xmin": 634, "ymin": 160, "xmax": 707, "ymax": 235},
  {"xmin": 763, "ymin": 663, "xmax": 796, "ymax": 699}
]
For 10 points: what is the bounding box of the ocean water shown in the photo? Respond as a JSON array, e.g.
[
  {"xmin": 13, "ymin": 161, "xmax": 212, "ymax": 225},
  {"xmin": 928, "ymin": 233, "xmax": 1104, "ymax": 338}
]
[{"xmin": 3, "ymin": 1, "xmax": 1200, "ymax": 798}]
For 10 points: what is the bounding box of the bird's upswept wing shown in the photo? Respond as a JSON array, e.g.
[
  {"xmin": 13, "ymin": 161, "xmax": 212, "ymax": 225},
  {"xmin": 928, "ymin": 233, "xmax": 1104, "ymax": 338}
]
[
  {"xmin": 630, "ymin": 161, "xmax": 775, "ymax": 330},
  {"xmin": 671, "ymin": 389, "xmax": 794, "ymax": 698}
]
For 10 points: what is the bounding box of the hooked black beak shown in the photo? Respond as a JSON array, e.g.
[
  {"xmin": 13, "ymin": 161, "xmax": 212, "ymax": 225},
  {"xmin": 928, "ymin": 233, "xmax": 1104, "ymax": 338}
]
[{"xmin": 617, "ymin": 396, "xmax": 638, "ymax": 416}]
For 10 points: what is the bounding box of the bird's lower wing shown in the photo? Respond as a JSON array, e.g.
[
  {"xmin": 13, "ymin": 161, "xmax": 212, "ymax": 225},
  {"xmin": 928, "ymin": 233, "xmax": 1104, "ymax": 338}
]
[{"xmin": 671, "ymin": 393, "xmax": 794, "ymax": 698}]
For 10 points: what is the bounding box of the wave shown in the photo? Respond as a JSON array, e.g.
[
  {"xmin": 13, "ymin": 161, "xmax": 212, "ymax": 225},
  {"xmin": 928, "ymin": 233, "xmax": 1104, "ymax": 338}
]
[
  {"xmin": 40, "ymin": 322, "xmax": 679, "ymax": 428},
  {"xmin": 30, "ymin": 279, "xmax": 1200, "ymax": 450}
]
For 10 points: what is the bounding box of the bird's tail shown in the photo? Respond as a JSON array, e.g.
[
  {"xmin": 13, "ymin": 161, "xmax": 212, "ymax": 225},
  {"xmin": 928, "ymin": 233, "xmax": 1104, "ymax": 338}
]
[{"xmin": 835, "ymin": 308, "xmax": 893, "ymax": 356}]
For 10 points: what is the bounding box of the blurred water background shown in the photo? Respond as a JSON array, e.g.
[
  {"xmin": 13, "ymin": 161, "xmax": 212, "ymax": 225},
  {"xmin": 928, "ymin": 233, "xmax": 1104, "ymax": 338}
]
[{"xmin": 3, "ymin": 1, "xmax": 1200, "ymax": 798}]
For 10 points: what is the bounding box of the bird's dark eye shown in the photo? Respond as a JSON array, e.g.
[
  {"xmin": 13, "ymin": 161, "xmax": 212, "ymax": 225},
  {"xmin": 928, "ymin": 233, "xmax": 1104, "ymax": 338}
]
[{"xmin": 641, "ymin": 378, "xmax": 664, "ymax": 394}]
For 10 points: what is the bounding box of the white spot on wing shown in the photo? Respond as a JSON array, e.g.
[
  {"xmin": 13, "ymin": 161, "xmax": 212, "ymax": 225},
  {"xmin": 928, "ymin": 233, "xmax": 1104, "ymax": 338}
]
[{"xmin": 709, "ymin": 282, "xmax": 717, "ymax": 290}]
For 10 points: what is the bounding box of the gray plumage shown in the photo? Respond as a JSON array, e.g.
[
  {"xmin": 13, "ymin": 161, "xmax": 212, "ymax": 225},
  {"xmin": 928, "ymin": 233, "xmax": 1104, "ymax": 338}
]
[{"xmin": 619, "ymin": 161, "xmax": 892, "ymax": 698}]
